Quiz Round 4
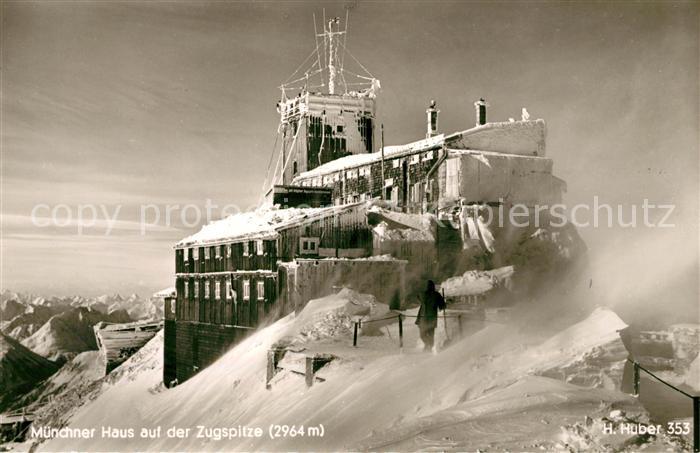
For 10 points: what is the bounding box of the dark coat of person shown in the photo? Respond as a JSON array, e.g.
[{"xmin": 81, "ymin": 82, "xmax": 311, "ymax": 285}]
[{"xmin": 415, "ymin": 280, "xmax": 446, "ymax": 329}]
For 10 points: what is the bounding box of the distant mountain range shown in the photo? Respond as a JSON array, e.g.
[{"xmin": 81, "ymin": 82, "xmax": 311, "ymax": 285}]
[
  {"xmin": 0, "ymin": 289, "xmax": 167, "ymax": 413},
  {"xmin": 1, "ymin": 290, "xmax": 165, "ymax": 359},
  {"xmin": 1, "ymin": 289, "xmax": 163, "ymax": 323}
]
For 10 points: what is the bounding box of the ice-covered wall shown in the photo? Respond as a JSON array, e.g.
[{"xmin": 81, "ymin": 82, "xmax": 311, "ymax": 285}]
[
  {"xmin": 440, "ymin": 151, "xmax": 564, "ymax": 207},
  {"xmin": 280, "ymin": 258, "xmax": 407, "ymax": 313},
  {"xmin": 446, "ymin": 119, "xmax": 546, "ymax": 157}
]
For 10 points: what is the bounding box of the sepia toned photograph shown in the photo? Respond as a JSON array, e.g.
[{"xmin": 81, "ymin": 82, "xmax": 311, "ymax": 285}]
[{"xmin": 1, "ymin": 1, "xmax": 698, "ymax": 451}]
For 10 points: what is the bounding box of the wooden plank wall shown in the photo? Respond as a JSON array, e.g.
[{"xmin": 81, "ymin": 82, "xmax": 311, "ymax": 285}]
[
  {"xmin": 175, "ymin": 273, "xmax": 276, "ymax": 328},
  {"xmin": 277, "ymin": 206, "xmax": 372, "ymax": 260},
  {"xmin": 163, "ymin": 320, "xmax": 177, "ymax": 386},
  {"xmin": 295, "ymin": 147, "xmax": 441, "ymax": 211},
  {"xmin": 176, "ymin": 239, "xmax": 278, "ymax": 274},
  {"xmin": 172, "ymin": 321, "xmax": 241, "ymax": 384}
]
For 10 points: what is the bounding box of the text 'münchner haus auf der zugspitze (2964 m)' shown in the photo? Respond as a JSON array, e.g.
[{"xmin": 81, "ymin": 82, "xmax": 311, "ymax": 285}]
[{"xmin": 165, "ymin": 17, "xmax": 567, "ymax": 386}]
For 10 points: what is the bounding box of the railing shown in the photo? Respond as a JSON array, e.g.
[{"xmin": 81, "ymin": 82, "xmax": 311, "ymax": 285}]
[
  {"xmin": 351, "ymin": 312, "xmax": 504, "ymax": 348},
  {"xmin": 628, "ymin": 358, "xmax": 699, "ymax": 452}
]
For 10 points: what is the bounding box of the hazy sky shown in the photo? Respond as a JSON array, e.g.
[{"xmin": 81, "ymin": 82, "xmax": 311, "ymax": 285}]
[{"xmin": 1, "ymin": 1, "xmax": 698, "ymax": 303}]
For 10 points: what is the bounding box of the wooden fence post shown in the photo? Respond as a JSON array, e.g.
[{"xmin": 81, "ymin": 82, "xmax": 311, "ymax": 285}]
[
  {"xmin": 693, "ymin": 396, "xmax": 699, "ymax": 453},
  {"xmin": 305, "ymin": 357, "xmax": 314, "ymax": 388},
  {"xmin": 633, "ymin": 362, "xmax": 640, "ymax": 396},
  {"xmin": 353, "ymin": 322, "xmax": 358, "ymax": 347},
  {"xmin": 266, "ymin": 349, "xmax": 275, "ymax": 390},
  {"xmin": 398, "ymin": 314, "xmax": 403, "ymax": 348}
]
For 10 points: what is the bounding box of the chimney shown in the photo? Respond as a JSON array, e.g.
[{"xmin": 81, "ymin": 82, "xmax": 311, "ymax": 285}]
[
  {"xmin": 426, "ymin": 100, "xmax": 439, "ymax": 138},
  {"xmin": 474, "ymin": 98, "xmax": 488, "ymax": 126}
]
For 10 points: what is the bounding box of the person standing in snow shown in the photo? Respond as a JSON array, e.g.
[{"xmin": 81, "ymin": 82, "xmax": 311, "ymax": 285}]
[{"xmin": 415, "ymin": 280, "xmax": 446, "ymax": 352}]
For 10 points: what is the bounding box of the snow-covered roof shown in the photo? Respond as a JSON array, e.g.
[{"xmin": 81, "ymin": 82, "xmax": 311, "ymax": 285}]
[
  {"xmin": 294, "ymin": 119, "xmax": 547, "ymax": 181},
  {"xmin": 176, "ymin": 203, "xmax": 363, "ymax": 248},
  {"xmin": 295, "ymin": 134, "xmax": 445, "ymax": 180}
]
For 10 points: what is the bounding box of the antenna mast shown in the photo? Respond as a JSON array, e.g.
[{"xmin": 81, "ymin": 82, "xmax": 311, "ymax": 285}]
[{"xmin": 320, "ymin": 17, "xmax": 345, "ymax": 95}]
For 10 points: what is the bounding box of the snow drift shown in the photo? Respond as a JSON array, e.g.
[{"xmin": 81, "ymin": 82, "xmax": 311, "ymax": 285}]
[{"xmin": 37, "ymin": 293, "xmax": 651, "ymax": 452}]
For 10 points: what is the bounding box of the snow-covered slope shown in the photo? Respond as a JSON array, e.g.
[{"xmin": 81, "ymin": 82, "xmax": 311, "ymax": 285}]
[
  {"xmin": 28, "ymin": 330, "xmax": 163, "ymax": 434},
  {"xmin": 38, "ymin": 296, "xmax": 655, "ymax": 451},
  {"xmin": 0, "ymin": 333, "xmax": 59, "ymax": 412}
]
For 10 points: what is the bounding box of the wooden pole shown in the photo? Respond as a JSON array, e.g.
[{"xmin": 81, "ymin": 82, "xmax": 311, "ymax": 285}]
[
  {"xmin": 266, "ymin": 349, "xmax": 275, "ymax": 390},
  {"xmin": 633, "ymin": 362, "xmax": 640, "ymax": 396},
  {"xmin": 305, "ymin": 357, "xmax": 314, "ymax": 387},
  {"xmin": 353, "ymin": 321, "xmax": 358, "ymax": 347},
  {"xmin": 380, "ymin": 124, "xmax": 385, "ymax": 200},
  {"xmin": 693, "ymin": 396, "xmax": 699, "ymax": 453},
  {"xmin": 398, "ymin": 314, "xmax": 403, "ymax": 348}
]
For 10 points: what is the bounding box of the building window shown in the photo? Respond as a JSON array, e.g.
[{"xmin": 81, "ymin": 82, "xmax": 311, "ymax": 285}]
[
  {"xmin": 183, "ymin": 281, "xmax": 189, "ymax": 300},
  {"xmin": 393, "ymin": 159, "xmax": 400, "ymax": 168},
  {"xmin": 193, "ymin": 247, "xmax": 199, "ymax": 260},
  {"xmin": 226, "ymin": 244, "xmax": 232, "ymax": 258},
  {"xmin": 243, "ymin": 242, "xmax": 249, "ymax": 256},
  {"xmin": 300, "ymin": 237, "xmax": 319, "ymax": 255},
  {"xmin": 226, "ymin": 279, "xmax": 232, "ymax": 299},
  {"xmin": 243, "ymin": 280, "xmax": 250, "ymax": 300},
  {"xmin": 337, "ymin": 125, "xmax": 344, "ymax": 133},
  {"xmin": 410, "ymin": 154, "xmax": 420, "ymax": 165},
  {"xmin": 424, "ymin": 150, "xmax": 434, "ymax": 161},
  {"xmin": 256, "ymin": 239, "xmax": 264, "ymax": 256},
  {"xmin": 204, "ymin": 280, "xmax": 210, "ymax": 298},
  {"xmin": 215, "ymin": 280, "xmax": 221, "ymax": 299},
  {"xmin": 194, "ymin": 280, "xmax": 199, "ymax": 296},
  {"xmin": 384, "ymin": 177, "xmax": 394, "ymax": 187},
  {"xmin": 215, "ymin": 246, "xmax": 221, "ymax": 259},
  {"xmin": 204, "ymin": 247, "xmax": 210, "ymax": 260},
  {"xmin": 257, "ymin": 281, "xmax": 265, "ymax": 300}
]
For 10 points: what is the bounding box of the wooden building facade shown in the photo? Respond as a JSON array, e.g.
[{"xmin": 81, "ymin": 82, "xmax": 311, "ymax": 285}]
[
  {"xmin": 292, "ymin": 140, "xmax": 444, "ymax": 213},
  {"xmin": 165, "ymin": 203, "xmax": 374, "ymax": 385}
]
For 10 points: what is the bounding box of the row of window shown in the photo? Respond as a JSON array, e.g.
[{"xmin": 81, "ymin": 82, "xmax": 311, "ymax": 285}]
[
  {"xmin": 183, "ymin": 239, "xmax": 266, "ymax": 261},
  {"xmin": 297, "ymin": 150, "xmax": 435, "ymax": 188},
  {"xmin": 182, "ymin": 279, "xmax": 265, "ymax": 301}
]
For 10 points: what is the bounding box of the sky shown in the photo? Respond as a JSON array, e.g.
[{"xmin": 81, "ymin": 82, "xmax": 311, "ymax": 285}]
[{"xmin": 1, "ymin": 1, "xmax": 698, "ymax": 306}]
